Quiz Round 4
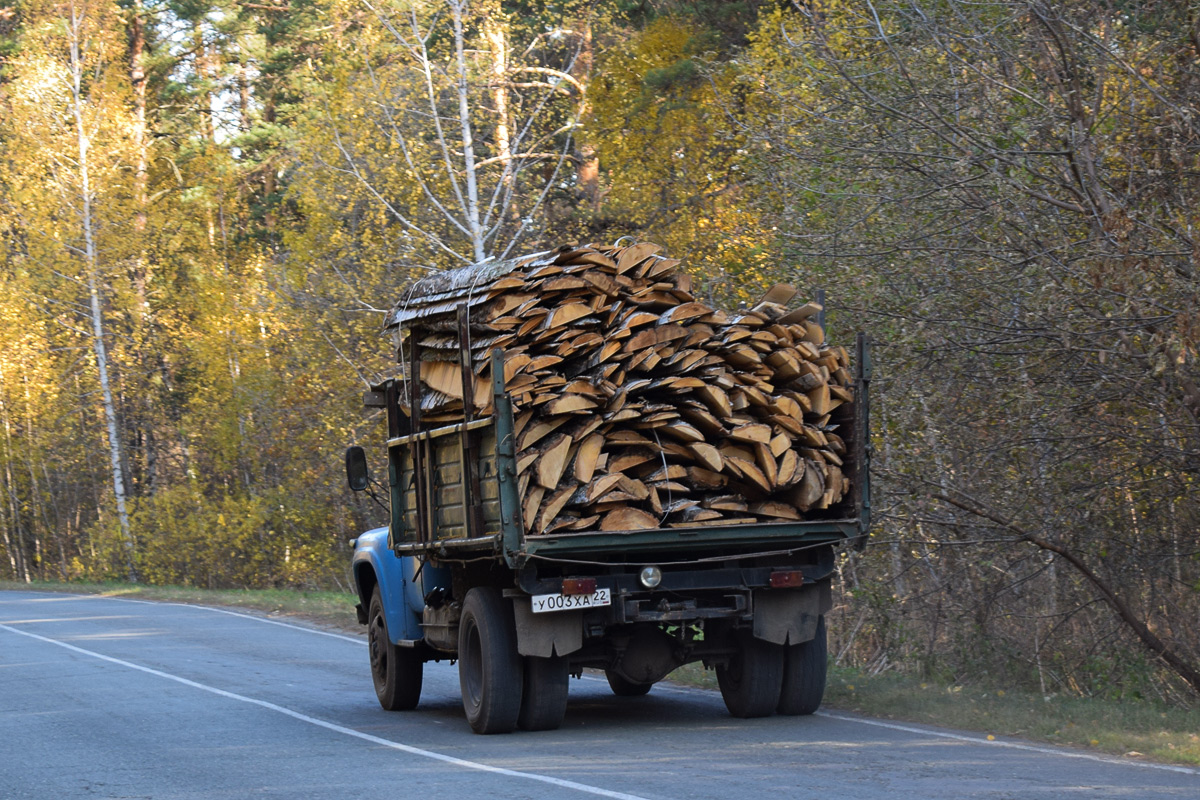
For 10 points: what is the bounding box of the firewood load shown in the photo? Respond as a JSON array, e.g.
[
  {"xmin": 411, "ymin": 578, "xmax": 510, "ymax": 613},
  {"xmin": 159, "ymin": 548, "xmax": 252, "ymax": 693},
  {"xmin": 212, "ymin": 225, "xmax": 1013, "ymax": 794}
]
[{"xmin": 384, "ymin": 242, "xmax": 856, "ymax": 536}]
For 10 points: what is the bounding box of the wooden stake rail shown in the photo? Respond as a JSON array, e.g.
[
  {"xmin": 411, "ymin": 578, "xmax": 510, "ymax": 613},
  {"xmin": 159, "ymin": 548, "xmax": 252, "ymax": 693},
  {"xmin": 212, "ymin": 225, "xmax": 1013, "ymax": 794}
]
[{"xmin": 385, "ymin": 242, "xmax": 856, "ymax": 536}]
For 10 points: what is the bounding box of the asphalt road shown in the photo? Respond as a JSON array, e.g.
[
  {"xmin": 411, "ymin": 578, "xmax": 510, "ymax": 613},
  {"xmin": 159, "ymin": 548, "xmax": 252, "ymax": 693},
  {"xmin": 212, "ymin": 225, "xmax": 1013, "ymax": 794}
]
[{"xmin": 1, "ymin": 590, "xmax": 1196, "ymax": 800}]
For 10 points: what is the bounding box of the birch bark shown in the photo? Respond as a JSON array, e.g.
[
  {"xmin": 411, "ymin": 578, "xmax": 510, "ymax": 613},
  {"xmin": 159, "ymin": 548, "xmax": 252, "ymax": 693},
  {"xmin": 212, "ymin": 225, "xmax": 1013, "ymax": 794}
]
[{"xmin": 66, "ymin": 3, "xmax": 137, "ymax": 581}]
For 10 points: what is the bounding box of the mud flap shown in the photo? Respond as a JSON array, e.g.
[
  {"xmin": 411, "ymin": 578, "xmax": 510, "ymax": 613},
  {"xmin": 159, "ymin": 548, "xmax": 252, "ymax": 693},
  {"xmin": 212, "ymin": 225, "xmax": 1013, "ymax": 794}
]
[
  {"xmin": 512, "ymin": 601, "xmax": 584, "ymax": 657},
  {"xmin": 753, "ymin": 581, "xmax": 832, "ymax": 646}
]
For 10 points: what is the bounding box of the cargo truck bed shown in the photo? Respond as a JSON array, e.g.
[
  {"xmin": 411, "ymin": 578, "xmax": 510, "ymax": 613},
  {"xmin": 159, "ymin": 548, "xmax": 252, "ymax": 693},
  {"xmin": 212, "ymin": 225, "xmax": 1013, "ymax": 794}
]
[{"xmin": 382, "ymin": 336, "xmax": 870, "ymax": 569}]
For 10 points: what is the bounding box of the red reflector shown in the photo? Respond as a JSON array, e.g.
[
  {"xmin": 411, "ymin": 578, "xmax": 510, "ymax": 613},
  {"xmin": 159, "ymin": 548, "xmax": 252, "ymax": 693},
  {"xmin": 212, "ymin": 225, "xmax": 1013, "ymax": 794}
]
[
  {"xmin": 769, "ymin": 570, "xmax": 804, "ymax": 588},
  {"xmin": 562, "ymin": 577, "xmax": 597, "ymax": 595}
]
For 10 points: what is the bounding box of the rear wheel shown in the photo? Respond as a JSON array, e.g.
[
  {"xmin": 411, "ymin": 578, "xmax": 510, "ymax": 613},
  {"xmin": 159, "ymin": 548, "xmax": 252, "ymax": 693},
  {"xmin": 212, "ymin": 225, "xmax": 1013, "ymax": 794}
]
[
  {"xmin": 518, "ymin": 655, "xmax": 569, "ymax": 731},
  {"xmin": 368, "ymin": 586, "xmax": 422, "ymax": 711},
  {"xmin": 717, "ymin": 631, "xmax": 784, "ymax": 718},
  {"xmin": 604, "ymin": 670, "xmax": 653, "ymax": 697},
  {"xmin": 458, "ymin": 587, "xmax": 524, "ymax": 734},
  {"xmin": 778, "ymin": 615, "xmax": 827, "ymax": 716}
]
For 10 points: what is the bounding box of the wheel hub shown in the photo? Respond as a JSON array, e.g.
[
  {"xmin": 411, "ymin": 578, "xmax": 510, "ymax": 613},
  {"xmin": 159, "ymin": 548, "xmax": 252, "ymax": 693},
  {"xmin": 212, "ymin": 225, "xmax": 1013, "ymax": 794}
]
[{"xmin": 369, "ymin": 615, "xmax": 388, "ymax": 676}]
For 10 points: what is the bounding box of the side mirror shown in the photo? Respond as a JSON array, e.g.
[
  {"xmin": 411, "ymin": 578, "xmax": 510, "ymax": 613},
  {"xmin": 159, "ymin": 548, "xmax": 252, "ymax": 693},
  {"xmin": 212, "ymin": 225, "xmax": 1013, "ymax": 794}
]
[{"xmin": 345, "ymin": 446, "xmax": 370, "ymax": 492}]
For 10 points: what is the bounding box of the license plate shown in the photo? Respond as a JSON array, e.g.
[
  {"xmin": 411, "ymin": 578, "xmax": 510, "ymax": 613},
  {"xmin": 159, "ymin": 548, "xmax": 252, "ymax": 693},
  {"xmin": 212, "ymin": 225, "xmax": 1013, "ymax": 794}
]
[{"xmin": 531, "ymin": 588, "xmax": 611, "ymax": 614}]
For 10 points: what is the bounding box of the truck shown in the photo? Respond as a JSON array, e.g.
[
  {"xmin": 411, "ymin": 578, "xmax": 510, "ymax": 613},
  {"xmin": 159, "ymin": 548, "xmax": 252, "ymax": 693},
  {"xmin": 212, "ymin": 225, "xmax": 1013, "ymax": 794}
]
[{"xmin": 345, "ymin": 251, "xmax": 871, "ymax": 735}]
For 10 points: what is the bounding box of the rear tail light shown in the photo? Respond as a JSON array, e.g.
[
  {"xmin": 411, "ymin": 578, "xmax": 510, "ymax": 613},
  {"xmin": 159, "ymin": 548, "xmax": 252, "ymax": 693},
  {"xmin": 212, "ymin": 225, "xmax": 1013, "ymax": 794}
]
[
  {"xmin": 562, "ymin": 577, "xmax": 597, "ymax": 595},
  {"xmin": 769, "ymin": 570, "xmax": 804, "ymax": 588}
]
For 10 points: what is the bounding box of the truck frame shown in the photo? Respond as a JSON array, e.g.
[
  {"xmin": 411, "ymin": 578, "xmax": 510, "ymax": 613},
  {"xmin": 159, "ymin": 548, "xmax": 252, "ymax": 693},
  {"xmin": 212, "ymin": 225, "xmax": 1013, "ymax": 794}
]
[{"xmin": 347, "ymin": 316, "xmax": 871, "ymax": 734}]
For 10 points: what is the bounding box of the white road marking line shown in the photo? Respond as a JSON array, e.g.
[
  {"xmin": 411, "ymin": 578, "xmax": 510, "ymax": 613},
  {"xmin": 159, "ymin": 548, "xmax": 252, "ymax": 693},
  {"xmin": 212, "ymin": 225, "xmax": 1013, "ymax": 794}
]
[
  {"xmin": 0, "ymin": 622, "xmax": 656, "ymax": 800},
  {"xmin": 12, "ymin": 592, "xmax": 1196, "ymax": 779},
  {"xmin": 46, "ymin": 591, "xmax": 367, "ymax": 645},
  {"xmin": 581, "ymin": 675, "xmax": 1199, "ymax": 777},
  {"xmin": 815, "ymin": 711, "xmax": 1199, "ymax": 776},
  {"xmin": 177, "ymin": 604, "xmax": 367, "ymax": 644}
]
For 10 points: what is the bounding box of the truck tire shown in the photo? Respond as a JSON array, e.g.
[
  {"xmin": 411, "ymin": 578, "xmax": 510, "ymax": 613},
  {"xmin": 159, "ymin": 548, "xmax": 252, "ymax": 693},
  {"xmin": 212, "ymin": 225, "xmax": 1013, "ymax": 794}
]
[
  {"xmin": 368, "ymin": 586, "xmax": 423, "ymax": 711},
  {"xmin": 458, "ymin": 587, "xmax": 524, "ymax": 734},
  {"xmin": 777, "ymin": 615, "xmax": 827, "ymax": 716},
  {"xmin": 517, "ymin": 655, "xmax": 569, "ymax": 731},
  {"xmin": 604, "ymin": 670, "xmax": 652, "ymax": 697},
  {"xmin": 717, "ymin": 630, "xmax": 784, "ymax": 718}
]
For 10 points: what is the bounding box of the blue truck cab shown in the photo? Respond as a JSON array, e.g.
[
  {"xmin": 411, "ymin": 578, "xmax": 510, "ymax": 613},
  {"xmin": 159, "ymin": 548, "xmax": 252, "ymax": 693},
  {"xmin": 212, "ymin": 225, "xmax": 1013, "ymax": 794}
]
[{"xmin": 351, "ymin": 527, "xmax": 420, "ymax": 640}]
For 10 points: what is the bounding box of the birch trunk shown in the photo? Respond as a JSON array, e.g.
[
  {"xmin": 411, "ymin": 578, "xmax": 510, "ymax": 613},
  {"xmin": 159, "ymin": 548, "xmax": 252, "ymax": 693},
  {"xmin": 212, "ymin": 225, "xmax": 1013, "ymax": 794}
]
[
  {"xmin": 451, "ymin": 1, "xmax": 485, "ymax": 262},
  {"xmin": 130, "ymin": 0, "xmax": 147, "ymax": 231},
  {"xmin": 574, "ymin": 17, "xmax": 599, "ymax": 210},
  {"xmin": 20, "ymin": 377, "xmax": 65, "ymax": 580},
  {"xmin": 68, "ymin": 5, "xmax": 137, "ymax": 582},
  {"xmin": 0, "ymin": 480, "xmax": 20, "ymax": 580},
  {"xmin": 0, "ymin": 370, "xmax": 30, "ymax": 582},
  {"xmin": 484, "ymin": 15, "xmax": 514, "ymax": 224}
]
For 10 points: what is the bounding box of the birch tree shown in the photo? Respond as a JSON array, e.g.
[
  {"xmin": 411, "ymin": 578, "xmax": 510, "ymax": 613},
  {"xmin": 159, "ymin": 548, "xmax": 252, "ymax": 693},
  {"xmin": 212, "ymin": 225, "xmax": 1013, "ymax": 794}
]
[
  {"xmin": 301, "ymin": 0, "xmax": 589, "ymax": 268},
  {"xmin": 1, "ymin": 0, "xmax": 141, "ymax": 580}
]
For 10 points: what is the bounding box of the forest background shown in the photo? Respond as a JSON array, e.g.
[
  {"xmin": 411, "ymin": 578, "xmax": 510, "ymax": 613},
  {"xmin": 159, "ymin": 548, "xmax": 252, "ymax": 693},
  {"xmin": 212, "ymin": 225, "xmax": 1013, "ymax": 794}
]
[{"xmin": 1, "ymin": 0, "xmax": 1198, "ymax": 705}]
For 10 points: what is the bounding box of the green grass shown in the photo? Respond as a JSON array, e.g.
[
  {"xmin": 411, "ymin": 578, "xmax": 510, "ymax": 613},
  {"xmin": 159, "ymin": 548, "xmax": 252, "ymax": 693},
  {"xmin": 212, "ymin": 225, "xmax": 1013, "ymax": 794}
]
[
  {"xmin": 668, "ymin": 661, "xmax": 719, "ymax": 690},
  {"xmin": 665, "ymin": 660, "xmax": 1200, "ymax": 767},
  {"xmin": 6, "ymin": 580, "xmax": 1198, "ymax": 767},
  {"xmin": 819, "ymin": 666, "xmax": 1200, "ymax": 766}
]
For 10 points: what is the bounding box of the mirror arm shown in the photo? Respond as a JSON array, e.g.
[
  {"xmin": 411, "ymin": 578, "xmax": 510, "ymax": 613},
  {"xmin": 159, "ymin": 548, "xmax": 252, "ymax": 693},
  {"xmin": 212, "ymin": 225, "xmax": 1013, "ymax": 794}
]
[{"xmin": 364, "ymin": 477, "xmax": 389, "ymax": 514}]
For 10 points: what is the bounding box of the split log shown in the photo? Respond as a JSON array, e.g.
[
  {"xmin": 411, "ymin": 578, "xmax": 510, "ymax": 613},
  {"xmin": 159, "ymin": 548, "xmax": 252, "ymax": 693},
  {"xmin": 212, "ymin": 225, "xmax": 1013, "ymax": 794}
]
[
  {"xmin": 535, "ymin": 434, "xmax": 574, "ymax": 490},
  {"xmin": 600, "ymin": 507, "xmax": 660, "ymax": 531},
  {"xmin": 386, "ymin": 242, "xmax": 857, "ymax": 533}
]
